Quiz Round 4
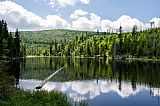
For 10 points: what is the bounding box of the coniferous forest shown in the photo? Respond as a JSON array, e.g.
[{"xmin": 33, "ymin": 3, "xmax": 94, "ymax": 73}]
[
  {"xmin": 0, "ymin": 20, "xmax": 20, "ymax": 61},
  {"xmin": 20, "ymin": 26, "xmax": 160, "ymax": 59}
]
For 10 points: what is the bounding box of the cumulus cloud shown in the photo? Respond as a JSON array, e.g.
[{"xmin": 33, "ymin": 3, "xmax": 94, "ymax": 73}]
[
  {"xmin": 72, "ymin": 17, "xmax": 91, "ymax": 30},
  {"xmin": 72, "ymin": 14, "xmax": 148, "ymax": 32},
  {"xmin": 90, "ymin": 13, "xmax": 101, "ymax": 30},
  {"xmin": 48, "ymin": 0, "xmax": 90, "ymax": 8},
  {"xmin": 0, "ymin": 1, "xmax": 159, "ymax": 32},
  {"xmin": 0, "ymin": 1, "xmax": 70, "ymax": 31},
  {"xmin": 45, "ymin": 15, "xmax": 70, "ymax": 28},
  {"xmin": 70, "ymin": 9, "xmax": 88, "ymax": 19},
  {"xmin": 72, "ymin": 13, "xmax": 101, "ymax": 31},
  {"xmin": 101, "ymin": 15, "xmax": 146, "ymax": 32},
  {"xmin": 150, "ymin": 17, "xmax": 160, "ymax": 28}
]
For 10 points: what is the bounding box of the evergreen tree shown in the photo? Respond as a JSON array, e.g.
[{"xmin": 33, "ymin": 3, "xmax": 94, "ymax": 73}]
[
  {"xmin": 0, "ymin": 20, "xmax": 3, "ymax": 58},
  {"xmin": 50, "ymin": 44, "xmax": 53, "ymax": 56},
  {"xmin": 54, "ymin": 39, "xmax": 57, "ymax": 56},
  {"xmin": 0, "ymin": 20, "xmax": 21, "ymax": 60},
  {"xmin": 132, "ymin": 25, "xmax": 137, "ymax": 55},
  {"xmin": 14, "ymin": 29, "xmax": 21, "ymax": 57},
  {"xmin": 7, "ymin": 32, "xmax": 14, "ymax": 60},
  {"xmin": 113, "ymin": 34, "xmax": 117, "ymax": 57},
  {"xmin": 118, "ymin": 26, "xmax": 123, "ymax": 55}
]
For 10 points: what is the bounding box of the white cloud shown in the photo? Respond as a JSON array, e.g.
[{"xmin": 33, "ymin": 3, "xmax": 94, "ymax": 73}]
[
  {"xmin": 72, "ymin": 17, "xmax": 92, "ymax": 30},
  {"xmin": 101, "ymin": 19, "xmax": 112, "ymax": 32},
  {"xmin": 79, "ymin": 0, "xmax": 90, "ymax": 4},
  {"xmin": 71, "ymin": 14, "xmax": 149, "ymax": 32},
  {"xmin": 101, "ymin": 15, "xmax": 146, "ymax": 32},
  {"xmin": 48, "ymin": 0, "xmax": 90, "ymax": 8},
  {"xmin": 150, "ymin": 17, "xmax": 160, "ymax": 28},
  {"xmin": 71, "ymin": 13, "xmax": 101, "ymax": 31},
  {"xmin": 1, "ymin": 1, "xmax": 159, "ymax": 32},
  {"xmin": 70, "ymin": 9, "xmax": 88, "ymax": 19},
  {"xmin": 0, "ymin": 1, "xmax": 70, "ymax": 31},
  {"xmin": 45, "ymin": 15, "xmax": 70, "ymax": 29},
  {"xmin": 89, "ymin": 13, "xmax": 101, "ymax": 30}
]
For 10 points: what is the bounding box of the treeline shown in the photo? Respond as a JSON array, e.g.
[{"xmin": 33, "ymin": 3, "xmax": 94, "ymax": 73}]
[
  {"xmin": 21, "ymin": 26, "xmax": 160, "ymax": 58},
  {"xmin": 48, "ymin": 26, "xmax": 160, "ymax": 58},
  {"xmin": 0, "ymin": 20, "xmax": 21, "ymax": 61}
]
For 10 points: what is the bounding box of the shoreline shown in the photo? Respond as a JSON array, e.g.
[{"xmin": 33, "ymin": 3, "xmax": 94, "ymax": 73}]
[{"xmin": 25, "ymin": 55, "xmax": 160, "ymax": 62}]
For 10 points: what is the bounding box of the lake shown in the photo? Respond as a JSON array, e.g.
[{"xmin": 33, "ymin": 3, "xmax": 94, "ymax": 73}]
[{"xmin": 18, "ymin": 57, "xmax": 160, "ymax": 106}]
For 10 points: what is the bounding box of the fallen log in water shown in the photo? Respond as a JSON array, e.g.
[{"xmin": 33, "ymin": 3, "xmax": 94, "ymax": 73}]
[{"xmin": 35, "ymin": 66, "xmax": 66, "ymax": 89}]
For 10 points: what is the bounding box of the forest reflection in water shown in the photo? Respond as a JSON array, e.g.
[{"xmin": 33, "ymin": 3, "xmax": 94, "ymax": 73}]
[{"xmin": 17, "ymin": 57, "xmax": 160, "ymax": 106}]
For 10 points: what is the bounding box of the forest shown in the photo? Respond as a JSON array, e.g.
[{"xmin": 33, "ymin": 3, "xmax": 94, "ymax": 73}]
[
  {"xmin": 20, "ymin": 25, "xmax": 160, "ymax": 59},
  {"xmin": 0, "ymin": 20, "xmax": 20, "ymax": 61}
]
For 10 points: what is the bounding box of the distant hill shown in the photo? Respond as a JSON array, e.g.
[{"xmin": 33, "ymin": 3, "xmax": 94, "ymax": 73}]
[{"xmin": 19, "ymin": 29, "xmax": 97, "ymax": 44}]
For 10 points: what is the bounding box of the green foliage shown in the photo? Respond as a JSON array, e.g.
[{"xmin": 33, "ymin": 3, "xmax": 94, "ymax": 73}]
[
  {"xmin": 0, "ymin": 20, "xmax": 21, "ymax": 60},
  {"xmin": 51, "ymin": 27, "xmax": 160, "ymax": 58},
  {"xmin": 14, "ymin": 29, "xmax": 21, "ymax": 57},
  {"xmin": 16, "ymin": 25, "xmax": 160, "ymax": 58},
  {"xmin": 0, "ymin": 90, "xmax": 72, "ymax": 106}
]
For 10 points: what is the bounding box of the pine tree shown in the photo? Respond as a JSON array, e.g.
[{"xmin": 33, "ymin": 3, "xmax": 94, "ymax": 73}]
[
  {"xmin": 113, "ymin": 34, "xmax": 117, "ymax": 57},
  {"xmin": 0, "ymin": 20, "xmax": 3, "ymax": 58},
  {"xmin": 7, "ymin": 32, "xmax": 14, "ymax": 60},
  {"xmin": 14, "ymin": 29, "xmax": 21, "ymax": 57},
  {"xmin": 54, "ymin": 39, "xmax": 57, "ymax": 56},
  {"xmin": 132, "ymin": 25, "xmax": 137, "ymax": 55},
  {"xmin": 118, "ymin": 26, "xmax": 123, "ymax": 55},
  {"xmin": 50, "ymin": 44, "xmax": 53, "ymax": 56},
  {"xmin": 0, "ymin": 20, "xmax": 20, "ymax": 60}
]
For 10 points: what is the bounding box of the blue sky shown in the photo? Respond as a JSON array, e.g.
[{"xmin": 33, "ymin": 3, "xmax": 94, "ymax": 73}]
[{"xmin": 0, "ymin": 0, "xmax": 160, "ymax": 31}]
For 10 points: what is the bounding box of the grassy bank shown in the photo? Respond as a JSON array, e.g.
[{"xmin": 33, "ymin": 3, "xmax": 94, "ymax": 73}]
[{"xmin": 0, "ymin": 90, "xmax": 72, "ymax": 106}]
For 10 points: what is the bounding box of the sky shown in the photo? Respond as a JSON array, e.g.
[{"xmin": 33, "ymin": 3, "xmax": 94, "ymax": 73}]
[{"xmin": 0, "ymin": 0, "xmax": 160, "ymax": 31}]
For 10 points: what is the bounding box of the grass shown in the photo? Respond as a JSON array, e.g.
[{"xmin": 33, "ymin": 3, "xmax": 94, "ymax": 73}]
[
  {"xmin": 1, "ymin": 62, "xmax": 71, "ymax": 106},
  {"xmin": 0, "ymin": 90, "xmax": 88, "ymax": 106},
  {"xmin": 0, "ymin": 90, "xmax": 72, "ymax": 106}
]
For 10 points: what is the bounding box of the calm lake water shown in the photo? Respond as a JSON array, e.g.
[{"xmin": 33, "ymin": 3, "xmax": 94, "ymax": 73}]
[{"xmin": 18, "ymin": 57, "xmax": 160, "ymax": 106}]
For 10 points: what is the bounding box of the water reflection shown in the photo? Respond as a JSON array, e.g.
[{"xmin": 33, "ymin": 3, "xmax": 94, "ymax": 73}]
[
  {"xmin": 19, "ymin": 57, "xmax": 160, "ymax": 106},
  {"xmin": 19, "ymin": 79, "xmax": 160, "ymax": 103},
  {"xmin": 20, "ymin": 57, "xmax": 160, "ymax": 88}
]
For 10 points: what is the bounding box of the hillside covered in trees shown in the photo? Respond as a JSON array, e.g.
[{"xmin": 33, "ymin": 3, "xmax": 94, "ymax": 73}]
[{"xmin": 21, "ymin": 26, "xmax": 160, "ymax": 59}]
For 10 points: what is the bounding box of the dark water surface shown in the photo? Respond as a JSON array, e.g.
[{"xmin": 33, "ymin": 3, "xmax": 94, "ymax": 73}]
[{"xmin": 18, "ymin": 57, "xmax": 160, "ymax": 106}]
